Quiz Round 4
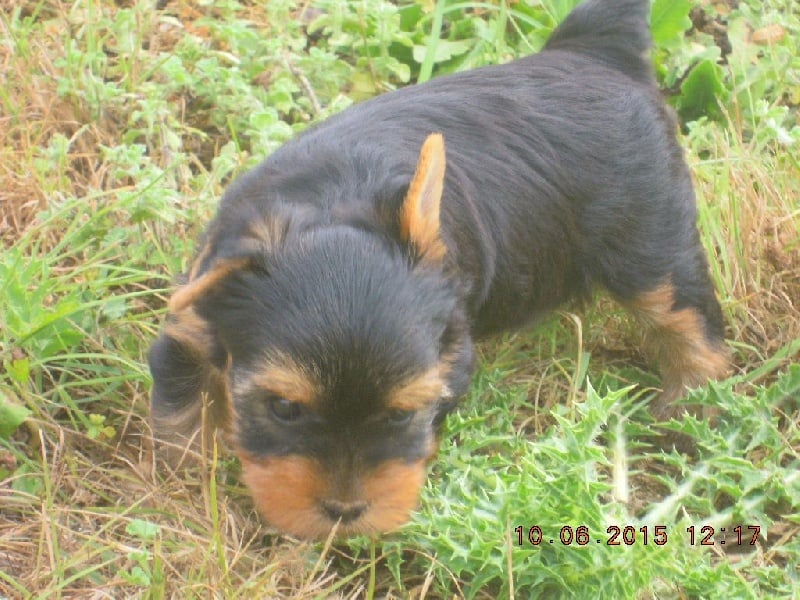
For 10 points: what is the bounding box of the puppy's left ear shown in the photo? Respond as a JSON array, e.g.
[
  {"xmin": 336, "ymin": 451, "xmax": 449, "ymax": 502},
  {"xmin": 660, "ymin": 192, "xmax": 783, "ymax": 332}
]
[{"xmin": 400, "ymin": 133, "xmax": 447, "ymax": 263}]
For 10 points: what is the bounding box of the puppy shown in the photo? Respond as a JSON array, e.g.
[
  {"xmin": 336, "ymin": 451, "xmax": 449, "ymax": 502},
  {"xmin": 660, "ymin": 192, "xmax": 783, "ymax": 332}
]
[{"xmin": 149, "ymin": 0, "xmax": 729, "ymax": 539}]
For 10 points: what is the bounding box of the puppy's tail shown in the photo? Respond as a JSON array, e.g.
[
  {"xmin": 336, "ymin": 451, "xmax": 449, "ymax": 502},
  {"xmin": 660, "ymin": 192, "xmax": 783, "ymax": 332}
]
[{"xmin": 545, "ymin": 0, "xmax": 653, "ymax": 85}]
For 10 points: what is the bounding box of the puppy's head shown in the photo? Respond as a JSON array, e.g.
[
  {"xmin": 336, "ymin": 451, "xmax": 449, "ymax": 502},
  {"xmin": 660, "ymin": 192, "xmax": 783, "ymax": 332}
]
[{"xmin": 156, "ymin": 134, "xmax": 475, "ymax": 539}]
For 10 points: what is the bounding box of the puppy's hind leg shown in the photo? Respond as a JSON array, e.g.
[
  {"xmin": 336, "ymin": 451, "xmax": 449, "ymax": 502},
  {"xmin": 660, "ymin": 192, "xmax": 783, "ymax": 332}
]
[
  {"xmin": 592, "ymin": 213, "xmax": 730, "ymax": 422},
  {"xmin": 623, "ymin": 277, "xmax": 730, "ymax": 421}
]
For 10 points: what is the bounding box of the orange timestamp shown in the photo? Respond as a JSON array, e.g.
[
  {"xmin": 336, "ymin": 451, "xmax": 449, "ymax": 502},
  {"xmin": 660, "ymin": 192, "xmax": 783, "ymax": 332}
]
[{"xmin": 513, "ymin": 525, "xmax": 761, "ymax": 547}]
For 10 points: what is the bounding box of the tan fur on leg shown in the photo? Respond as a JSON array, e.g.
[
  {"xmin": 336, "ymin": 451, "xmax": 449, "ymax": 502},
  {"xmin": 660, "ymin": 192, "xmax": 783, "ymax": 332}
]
[{"xmin": 625, "ymin": 282, "xmax": 730, "ymax": 420}]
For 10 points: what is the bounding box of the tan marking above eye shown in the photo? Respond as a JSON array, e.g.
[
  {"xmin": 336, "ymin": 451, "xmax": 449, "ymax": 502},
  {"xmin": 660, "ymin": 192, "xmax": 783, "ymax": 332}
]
[
  {"xmin": 245, "ymin": 357, "xmax": 319, "ymax": 406},
  {"xmin": 385, "ymin": 365, "xmax": 444, "ymax": 411}
]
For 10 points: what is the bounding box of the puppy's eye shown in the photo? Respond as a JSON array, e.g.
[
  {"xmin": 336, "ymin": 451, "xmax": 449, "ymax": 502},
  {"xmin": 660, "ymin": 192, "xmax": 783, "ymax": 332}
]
[
  {"xmin": 269, "ymin": 397, "xmax": 304, "ymax": 423},
  {"xmin": 385, "ymin": 409, "xmax": 414, "ymax": 426}
]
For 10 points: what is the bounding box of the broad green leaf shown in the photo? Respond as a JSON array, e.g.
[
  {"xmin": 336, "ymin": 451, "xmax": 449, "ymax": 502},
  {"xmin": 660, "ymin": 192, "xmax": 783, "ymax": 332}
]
[
  {"xmin": 650, "ymin": 0, "xmax": 692, "ymax": 48},
  {"xmin": 6, "ymin": 358, "xmax": 30, "ymax": 385},
  {"xmin": 126, "ymin": 519, "xmax": 161, "ymax": 541},
  {"xmin": 412, "ymin": 39, "xmax": 473, "ymax": 65},
  {"xmin": 0, "ymin": 393, "xmax": 31, "ymax": 438},
  {"xmin": 121, "ymin": 565, "xmax": 151, "ymax": 587},
  {"xmin": 675, "ymin": 59, "xmax": 727, "ymax": 122}
]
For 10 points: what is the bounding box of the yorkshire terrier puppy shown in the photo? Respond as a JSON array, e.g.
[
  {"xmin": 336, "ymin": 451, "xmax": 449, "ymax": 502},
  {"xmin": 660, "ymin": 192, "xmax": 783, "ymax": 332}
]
[{"xmin": 149, "ymin": 0, "xmax": 729, "ymax": 539}]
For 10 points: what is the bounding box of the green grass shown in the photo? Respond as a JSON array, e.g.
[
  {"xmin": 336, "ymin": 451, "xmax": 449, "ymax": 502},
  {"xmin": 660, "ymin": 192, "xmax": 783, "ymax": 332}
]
[{"xmin": 1, "ymin": 0, "xmax": 799, "ymax": 597}]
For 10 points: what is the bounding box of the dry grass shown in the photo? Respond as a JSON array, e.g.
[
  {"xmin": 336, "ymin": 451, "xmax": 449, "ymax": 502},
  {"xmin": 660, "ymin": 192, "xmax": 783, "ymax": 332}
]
[{"xmin": 695, "ymin": 123, "xmax": 799, "ymax": 378}]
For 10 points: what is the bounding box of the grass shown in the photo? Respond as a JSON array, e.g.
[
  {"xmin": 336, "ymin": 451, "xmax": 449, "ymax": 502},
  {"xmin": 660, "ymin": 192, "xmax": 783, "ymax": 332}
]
[{"xmin": 1, "ymin": 0, "xmax": 798, "ymax": 597}]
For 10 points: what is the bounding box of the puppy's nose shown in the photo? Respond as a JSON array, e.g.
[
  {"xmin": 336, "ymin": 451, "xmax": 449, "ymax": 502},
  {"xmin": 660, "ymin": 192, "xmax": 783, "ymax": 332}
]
[{"xmin": 320, "ymin": 499, "xmax": 368, "ymax": 523}]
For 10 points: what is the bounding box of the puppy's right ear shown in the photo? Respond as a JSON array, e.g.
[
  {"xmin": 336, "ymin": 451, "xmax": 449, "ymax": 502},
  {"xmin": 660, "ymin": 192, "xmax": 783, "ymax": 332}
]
[
  {"xmin": 149, "ymin": 310, "xmax": 228, "ymax": 464},
  {"xmin": 399, "ymin": 133, "xmax": 447, "ymax": 264},
  {"xmin": 149, "ymin": 256, "xmax": 252, "ymax": 464}
]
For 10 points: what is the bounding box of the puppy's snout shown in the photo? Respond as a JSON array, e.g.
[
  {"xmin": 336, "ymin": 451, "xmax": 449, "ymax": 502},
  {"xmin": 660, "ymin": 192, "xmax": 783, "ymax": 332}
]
[{"xmin": 320, "ymin": 499, "xmax": 368, "ymax": 523}]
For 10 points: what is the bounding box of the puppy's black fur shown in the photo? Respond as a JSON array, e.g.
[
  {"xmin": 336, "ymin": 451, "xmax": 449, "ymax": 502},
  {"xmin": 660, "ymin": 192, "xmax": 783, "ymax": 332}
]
[{"xmin": 150, "ymin": 0, "xmax": 728, "ymax": 539}]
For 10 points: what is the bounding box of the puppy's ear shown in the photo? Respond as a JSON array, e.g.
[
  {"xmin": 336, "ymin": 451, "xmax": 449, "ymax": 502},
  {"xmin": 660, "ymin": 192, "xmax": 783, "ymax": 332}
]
[
  {"xmin": 168, "ymin": 256, "xmax": 251, "ymax": 313},
  {"xmin": 150, "ymin": 252, "xmax": 254, "ymax": 463},
  {"xmin": 173, "ymin": 204, "xmax": 286, "ymax": 313},
  {"xmin": 149, "ymin": 304, "xmax": 230, "ymax": 465},
  {"xmin": 400, "ymin": 133, "xmax": 447, "ymax": 263}
]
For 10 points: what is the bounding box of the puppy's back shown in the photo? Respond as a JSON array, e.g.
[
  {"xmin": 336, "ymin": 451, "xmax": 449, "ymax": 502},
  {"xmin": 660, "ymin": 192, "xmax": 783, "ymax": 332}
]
[
  {"xmin": 209, "ymin": 0, "xmax": 673, "ymax": 329},
  {"xmin": 545, "ymin": 0, "xmax": 652, "ymax": 84}
]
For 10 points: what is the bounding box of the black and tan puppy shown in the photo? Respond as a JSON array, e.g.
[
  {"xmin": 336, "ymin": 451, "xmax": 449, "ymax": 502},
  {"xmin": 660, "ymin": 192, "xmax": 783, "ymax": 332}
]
[{"xmin": 149, "ymin": 0, "xmax": 729, "ymax": 539}]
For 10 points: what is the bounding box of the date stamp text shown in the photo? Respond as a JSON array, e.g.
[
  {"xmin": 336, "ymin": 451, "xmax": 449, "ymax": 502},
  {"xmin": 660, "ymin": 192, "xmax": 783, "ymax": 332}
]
[{"xmin": 512, "ymin": 525, "xmax": 761, "ymax": 547}]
